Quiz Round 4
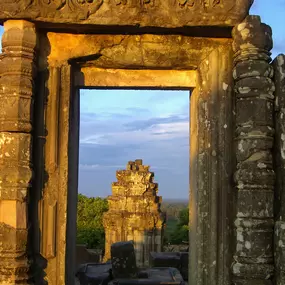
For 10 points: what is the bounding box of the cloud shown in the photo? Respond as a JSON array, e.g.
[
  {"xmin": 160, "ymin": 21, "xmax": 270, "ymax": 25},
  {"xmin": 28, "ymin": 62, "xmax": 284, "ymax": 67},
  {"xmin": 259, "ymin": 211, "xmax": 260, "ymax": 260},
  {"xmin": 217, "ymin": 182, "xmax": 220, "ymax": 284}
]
[
  {"xmin": 123, "ymin": 115, "xmax": 188, "ymax": 131},
  {"xmin": 78, "ymin": 142, "xmax": 189, "ymax": 199},
  {"xmin": 79, "ymin": 108, "xmax": 189, "ymax": 199},
  {"xmin": 79, "ymin": 142, "xmax": 141, "ymax": 165},
  {"xmin": 125, "ymin": 107, "xmax": 150, "ymax": 114},
  {"xmin": 79, "ymin": 164, "xmax": 125, "ymax": 170},
  {"xmin": 81, "ymin": 121, "xmax": 188, "ymax": 146},
  {"xmin": 148, "ymin": 90, "xmax": 190, "ymax": 103}
]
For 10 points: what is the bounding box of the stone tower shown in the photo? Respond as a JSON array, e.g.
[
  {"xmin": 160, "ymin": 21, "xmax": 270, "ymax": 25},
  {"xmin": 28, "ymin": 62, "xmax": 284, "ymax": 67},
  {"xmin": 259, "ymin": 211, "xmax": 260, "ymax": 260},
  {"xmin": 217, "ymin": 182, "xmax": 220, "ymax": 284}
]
[{"xmin": 103, "ymin": 159, "xmax": 165, "ymax": 267}]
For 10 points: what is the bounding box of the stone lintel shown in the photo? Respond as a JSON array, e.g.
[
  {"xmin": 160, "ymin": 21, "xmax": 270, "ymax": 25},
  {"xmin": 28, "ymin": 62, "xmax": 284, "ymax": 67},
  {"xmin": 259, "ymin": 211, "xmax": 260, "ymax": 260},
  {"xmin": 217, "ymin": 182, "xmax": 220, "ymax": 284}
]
[
  {"xmin": 76, "ymin": 68, "xmax": 196, "ymax": 89},
  {"xmin": 46, "ymin": 33, "xmax": 229, "ymax": 69},
  {"xmin": 0, "ymin": 0, "xmax": 253, "ymax": 28}
]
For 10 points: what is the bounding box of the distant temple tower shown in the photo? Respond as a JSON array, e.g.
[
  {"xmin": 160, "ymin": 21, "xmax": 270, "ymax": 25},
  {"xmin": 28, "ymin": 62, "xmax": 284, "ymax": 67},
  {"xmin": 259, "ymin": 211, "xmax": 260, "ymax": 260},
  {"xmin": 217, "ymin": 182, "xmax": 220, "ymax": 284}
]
[{"xmin": 103, "ymin": 159, "xmax": 165, "ymax": 267}]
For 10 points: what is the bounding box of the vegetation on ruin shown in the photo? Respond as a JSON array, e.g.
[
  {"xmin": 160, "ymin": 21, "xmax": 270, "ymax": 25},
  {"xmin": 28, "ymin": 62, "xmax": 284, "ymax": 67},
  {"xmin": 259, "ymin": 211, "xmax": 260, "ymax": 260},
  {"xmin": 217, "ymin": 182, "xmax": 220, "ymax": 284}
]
[{"xmin": 76, "ymin": 194, "xmax": 109, "ymax": 249}]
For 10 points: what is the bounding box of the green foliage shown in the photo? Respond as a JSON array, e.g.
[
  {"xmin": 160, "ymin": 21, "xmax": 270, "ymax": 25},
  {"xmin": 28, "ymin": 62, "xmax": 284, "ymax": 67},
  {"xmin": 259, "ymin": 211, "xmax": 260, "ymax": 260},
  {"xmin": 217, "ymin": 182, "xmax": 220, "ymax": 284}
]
[
  {"xmin": 178, "ymin": 207, "xmax": 189, "ymax": 227},
  {"xmin": 163, "ymin": 217, "xmax": 179, "ymax": 245},
  {"xmin": 76, "ymin": 194, "xmax": 108, "ymax": 249},
  {"xmin": 161, "ymin": 200, "xmax": 188, "ymax": 220},
  {"xmin": 164, "ymin": 206, "xmax": 189, "ymax": 245}
]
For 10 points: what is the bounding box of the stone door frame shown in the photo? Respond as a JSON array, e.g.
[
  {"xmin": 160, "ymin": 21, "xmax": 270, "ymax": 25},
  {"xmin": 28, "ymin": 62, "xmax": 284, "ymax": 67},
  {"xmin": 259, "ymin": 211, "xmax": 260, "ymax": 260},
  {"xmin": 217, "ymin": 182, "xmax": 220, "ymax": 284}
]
[{"xmin": 36, "ymin": 32, "xmax": 234, "ymax": 285}]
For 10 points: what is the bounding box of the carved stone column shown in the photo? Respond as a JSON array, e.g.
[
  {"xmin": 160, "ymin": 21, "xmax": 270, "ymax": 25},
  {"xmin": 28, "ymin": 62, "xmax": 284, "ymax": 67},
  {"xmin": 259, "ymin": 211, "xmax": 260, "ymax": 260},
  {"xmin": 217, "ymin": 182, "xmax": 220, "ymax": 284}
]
[
  {"xmin": 273, "ymin": 54, "xmax": 285, "ymax": 285},
  {"xmin": 232, "ymin": 15, "xmax": 275, "ymax": 284},
  {"xmin": 0, "ymin": 21, "xmax": 37, "ymax": 284}
]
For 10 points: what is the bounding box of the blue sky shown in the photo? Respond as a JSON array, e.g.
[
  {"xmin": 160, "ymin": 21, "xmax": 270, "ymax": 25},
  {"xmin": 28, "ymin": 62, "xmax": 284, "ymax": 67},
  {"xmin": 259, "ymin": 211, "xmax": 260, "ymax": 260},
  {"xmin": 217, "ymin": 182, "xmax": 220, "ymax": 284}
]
[
  {"xmin": 79, "ymin": 90, "xmax": 189, "ymax": 199},
  {"xmin": 0, "ymin": 1, "xmax": 284, "ymax": 199}
]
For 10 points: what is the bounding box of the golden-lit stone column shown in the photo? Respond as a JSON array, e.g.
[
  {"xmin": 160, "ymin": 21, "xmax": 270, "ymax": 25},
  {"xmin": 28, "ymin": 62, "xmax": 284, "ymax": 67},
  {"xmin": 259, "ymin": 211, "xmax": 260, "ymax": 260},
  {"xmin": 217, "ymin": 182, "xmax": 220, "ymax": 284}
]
[{"xmin": 0, "ymin": 20, "xmax": 37, "ymax": 284}]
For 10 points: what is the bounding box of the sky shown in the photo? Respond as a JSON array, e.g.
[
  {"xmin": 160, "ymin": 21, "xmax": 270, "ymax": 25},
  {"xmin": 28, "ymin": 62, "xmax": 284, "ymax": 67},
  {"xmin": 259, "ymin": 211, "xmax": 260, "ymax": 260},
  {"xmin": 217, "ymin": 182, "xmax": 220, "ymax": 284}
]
[{"xmin": 0, "ymin": 1, "xmax": 284, "ymax": 199}]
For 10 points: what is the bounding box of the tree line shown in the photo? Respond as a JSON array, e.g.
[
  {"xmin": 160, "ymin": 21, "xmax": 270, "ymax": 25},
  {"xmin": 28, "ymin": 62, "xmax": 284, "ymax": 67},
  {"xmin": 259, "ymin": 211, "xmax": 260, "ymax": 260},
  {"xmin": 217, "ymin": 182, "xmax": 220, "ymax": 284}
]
[{"xmin": 76, "ymin": 194, "xmax": 189, "ymax": 250}]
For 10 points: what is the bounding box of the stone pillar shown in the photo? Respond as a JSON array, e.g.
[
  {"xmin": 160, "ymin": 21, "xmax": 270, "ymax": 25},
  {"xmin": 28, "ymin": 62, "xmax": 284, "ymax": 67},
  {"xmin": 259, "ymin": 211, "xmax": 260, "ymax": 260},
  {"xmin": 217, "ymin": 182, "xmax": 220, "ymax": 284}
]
[
  {"xmin": 232, "ymin": 15, "xmax": 275, "ymax": 284},
  {"xmin": 189, "ymin": 43, "xmax": 234, "ymax": 285},
  {"xmin": 103, "ymin": 160, "xmax": 165, "ymax": 267},
  {"xmin": 0, "ymin": 21, "xmax": 37, "ymax": 284},
  {"xmin": 39, "ymin": 63, "xmax": 76, "ymax": 285},
  {"xmin": 273, "ymin": 54, "xmax": 285, "ymax": 285}
]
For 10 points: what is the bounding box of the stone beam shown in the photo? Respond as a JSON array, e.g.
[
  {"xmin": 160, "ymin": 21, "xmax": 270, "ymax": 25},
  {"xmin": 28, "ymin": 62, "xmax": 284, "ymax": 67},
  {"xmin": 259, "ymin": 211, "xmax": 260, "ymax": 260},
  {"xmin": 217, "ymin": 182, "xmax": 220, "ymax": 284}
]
[
  {"xmin": 0, "ymin": 0, "xmax": 253, "ymax": 28},
  {"xmin": 0, "ymin": 20, "xmax": 37, "ymax": 284},
  {"xmin": 75, "ymin": 68, "xmax": 197, "ymax": 88},
  {"xmin": 45, "ymin": 33, "xmax": 228, "ymax": 70},
  {"xmin": 232, "ymin": 15, "xmax": 275, "ymax": 284}
]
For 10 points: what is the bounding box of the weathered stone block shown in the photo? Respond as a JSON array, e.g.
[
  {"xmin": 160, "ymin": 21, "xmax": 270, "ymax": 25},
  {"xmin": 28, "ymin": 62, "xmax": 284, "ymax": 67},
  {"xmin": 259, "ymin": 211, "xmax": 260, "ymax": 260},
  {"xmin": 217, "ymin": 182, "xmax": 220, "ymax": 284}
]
[
  {"xmin": 236, "ymin": 99, "xmax": 274, "ymax": 127},
  {"xmin": 275, "ymin": 221, "xmax": 285, "ymax": 271},
  {"xmin": 0, "ymin": 223, "xmax": 27, "ymax": 253},
  {"xmin": 235, "ymin": 139, "xmax": 273, "ymax": 163},
  {"xmin": 233, "ymin": 60, "xmax": 274, "ymax": 80},
  {"xmin": 0, "ymin": 132, "xmax": 31, "ymax": 164},
  {"xmin": 235, "ymin": 77, "xmax": 274, "ymax": 98},
  {"xmin": 232, "ymin": 262, "xmax": 274, "ymax": 280},
  {"xmin": 111, "ymin": 241, "xmax": 137, "ymax": 279},
  {"xmin": 232, "ymin": 279, "xmax": 273, "ymax": 285},
  {"xmin": 234, "ymin": 165, "xmax": 275, "ymax": 186},
  {"xmin": 273, "ymin": 54, "xmax": 285, "ymax": 285},
  {"xmin": 235, "ymin": 218, "xmax": 274, "ymax": 261},
  {"xmin": 232, "ymin": 16, "xmax": 273, "ymax": 53},
  {"xmin": 149, "ymin": 252, "xmax": 181, "ymax": 269},
  {"xmin": 235, "ymin": 228, "xmax": 273, "ymax": 260},
  {"xmin": 237, "ymin": 190, "xmax": 274, "ymax": 218}
]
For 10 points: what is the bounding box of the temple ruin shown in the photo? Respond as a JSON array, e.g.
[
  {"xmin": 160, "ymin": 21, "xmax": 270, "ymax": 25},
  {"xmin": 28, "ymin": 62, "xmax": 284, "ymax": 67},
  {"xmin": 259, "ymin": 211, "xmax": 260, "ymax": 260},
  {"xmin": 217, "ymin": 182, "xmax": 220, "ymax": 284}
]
[
  {"xmin": 103, "ymin": 160, "xmax": 165, "ymax": 267},
  {"xmin": 0, "ymin": 0, "xmax": 285, "ymax": 284}
]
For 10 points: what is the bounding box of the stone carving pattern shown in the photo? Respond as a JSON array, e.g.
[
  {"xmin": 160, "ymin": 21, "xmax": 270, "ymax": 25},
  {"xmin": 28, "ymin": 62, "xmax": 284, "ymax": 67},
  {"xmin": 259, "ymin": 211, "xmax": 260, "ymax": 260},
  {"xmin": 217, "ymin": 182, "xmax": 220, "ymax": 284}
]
[
  {"xmin": 232, "ymin": 15, "xmax": 275, "ymax": 284},
  {"xmin": 3, "ymin": 0, "xmax": 224, "ymax": 16},
  {"xmin": 2, "ymin": 0, "xmax": 103, "ymax": 18},
  {"xmin": 177, "ymin": 0, "xmax": 220, "ymax": 8},
  {"xmin": 113, "ymin": 0, "xmax": 154, "ymax": 6},
  {"xmin": 0, "ymin": 21, "xmax": 36, "ymax": 283},
  {"xmin": 38, "ymin": 0, "xmax": 104, "ymax": 16}
]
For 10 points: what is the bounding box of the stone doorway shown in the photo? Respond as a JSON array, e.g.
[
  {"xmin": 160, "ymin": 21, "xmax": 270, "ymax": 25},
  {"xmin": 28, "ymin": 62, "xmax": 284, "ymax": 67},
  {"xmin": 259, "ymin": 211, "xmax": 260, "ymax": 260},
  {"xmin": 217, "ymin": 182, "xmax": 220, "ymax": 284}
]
[
  {"xmin": 77, "ymin": 88, "xmax": 190, "ymax": 267},
  {"xmin": 5, "ymin": 29, "xmax": 235, "ymax": 284},
  {"xmin": 0, "ymin": 1, "xmax": 284, "ymax": 284}
]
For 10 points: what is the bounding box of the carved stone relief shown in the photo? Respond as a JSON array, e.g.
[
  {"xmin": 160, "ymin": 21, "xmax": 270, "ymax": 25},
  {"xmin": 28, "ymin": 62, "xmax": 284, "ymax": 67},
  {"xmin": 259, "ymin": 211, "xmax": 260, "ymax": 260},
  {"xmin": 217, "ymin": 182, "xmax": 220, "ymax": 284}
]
[
  {"xmin": 177, "ymin": 0, "xmax": 221, "ymax": 8},
  {"xmin": 0, "ymin": 0, "xmax": 254, "ymax": 27}
]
